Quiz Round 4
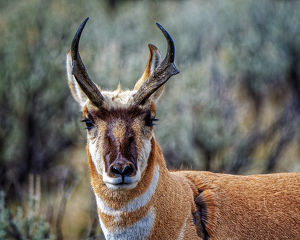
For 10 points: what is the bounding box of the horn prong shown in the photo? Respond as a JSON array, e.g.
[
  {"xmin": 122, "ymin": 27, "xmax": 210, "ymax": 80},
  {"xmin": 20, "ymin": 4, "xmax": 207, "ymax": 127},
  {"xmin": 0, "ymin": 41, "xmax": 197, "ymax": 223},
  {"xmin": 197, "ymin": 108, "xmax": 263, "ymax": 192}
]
[{"xmin": 132, "ymin": 23, "xmax": 179, "ymax": 105}]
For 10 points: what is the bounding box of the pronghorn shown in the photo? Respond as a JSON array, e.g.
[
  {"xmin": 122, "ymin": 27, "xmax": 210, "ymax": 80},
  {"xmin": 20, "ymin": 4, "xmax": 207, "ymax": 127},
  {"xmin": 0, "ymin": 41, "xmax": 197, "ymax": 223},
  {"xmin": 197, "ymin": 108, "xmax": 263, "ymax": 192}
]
[{"xmin": 66, "ymin": 18, "xmax": 300, "ymax": 240}]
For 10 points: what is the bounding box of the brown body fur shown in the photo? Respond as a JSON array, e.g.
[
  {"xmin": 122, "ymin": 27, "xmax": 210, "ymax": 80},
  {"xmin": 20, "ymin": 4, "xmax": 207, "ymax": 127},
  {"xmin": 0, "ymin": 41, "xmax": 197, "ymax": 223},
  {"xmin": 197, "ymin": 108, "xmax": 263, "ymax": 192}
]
[{"xmin": 184, "ymin": 171, "xmax": 300, "ymax": 239}]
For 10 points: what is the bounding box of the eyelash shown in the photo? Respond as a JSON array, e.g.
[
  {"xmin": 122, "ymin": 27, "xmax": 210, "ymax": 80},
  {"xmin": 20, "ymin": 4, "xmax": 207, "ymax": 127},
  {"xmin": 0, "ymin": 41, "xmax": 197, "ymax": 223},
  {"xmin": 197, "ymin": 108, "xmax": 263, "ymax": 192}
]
[
  {"xmin": 145, "ymin": 116, "xmax": 159, "ymax": 127},
  {"xmin": 81, "ymin": 119, "xmax": 94, "ymax": 130},
  {"xmin": 81, "ymin": 115, "xmax": 157, "ymax": 129}
]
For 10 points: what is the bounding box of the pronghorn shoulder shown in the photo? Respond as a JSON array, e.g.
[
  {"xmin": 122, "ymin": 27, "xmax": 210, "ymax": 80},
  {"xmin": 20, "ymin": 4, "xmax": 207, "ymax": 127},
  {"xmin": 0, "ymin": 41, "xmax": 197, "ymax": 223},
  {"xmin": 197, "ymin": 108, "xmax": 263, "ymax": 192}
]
[
  {"xmin": 172, "ymin": 170, "xmax": 222, "ymax": 191},
  {"xmin": 174, "ymin": 171, "xmax": 219, "ymax": 239}
]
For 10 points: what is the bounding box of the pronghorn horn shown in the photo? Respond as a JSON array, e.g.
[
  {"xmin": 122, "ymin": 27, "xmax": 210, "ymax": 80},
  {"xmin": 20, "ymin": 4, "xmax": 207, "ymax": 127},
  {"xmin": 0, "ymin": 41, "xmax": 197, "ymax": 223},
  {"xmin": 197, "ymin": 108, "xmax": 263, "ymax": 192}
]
[
  {"xmin": 132, "ymin": 23, "xmax": 180, "ymax": 105},
  {"xmin": 71, "ymin": 17, "xmax": 105, "ymax": 108}
]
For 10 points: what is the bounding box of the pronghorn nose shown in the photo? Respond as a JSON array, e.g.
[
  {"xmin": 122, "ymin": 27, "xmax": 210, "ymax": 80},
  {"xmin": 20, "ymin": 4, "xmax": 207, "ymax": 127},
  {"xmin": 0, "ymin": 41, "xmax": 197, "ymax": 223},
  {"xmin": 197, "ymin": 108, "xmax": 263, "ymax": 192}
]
[{"xmin": 109, "ymin": 161, "xmax": 135, "ymax": 177}]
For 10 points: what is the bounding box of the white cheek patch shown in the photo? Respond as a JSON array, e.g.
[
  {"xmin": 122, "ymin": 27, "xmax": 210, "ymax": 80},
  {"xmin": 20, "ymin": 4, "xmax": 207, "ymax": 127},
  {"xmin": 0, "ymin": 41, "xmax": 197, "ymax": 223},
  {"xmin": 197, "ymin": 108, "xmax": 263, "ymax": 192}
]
[
  {"xmin": 88, "ymin": 137, "xmax": 104, "ymax": 176},
  {"xmin": 99, "ymin": 207, "xmax": 156, "ymax": 240},
  {"xmin": 137, "ymin": 138, "xmax": 152, "ymax": 175}
]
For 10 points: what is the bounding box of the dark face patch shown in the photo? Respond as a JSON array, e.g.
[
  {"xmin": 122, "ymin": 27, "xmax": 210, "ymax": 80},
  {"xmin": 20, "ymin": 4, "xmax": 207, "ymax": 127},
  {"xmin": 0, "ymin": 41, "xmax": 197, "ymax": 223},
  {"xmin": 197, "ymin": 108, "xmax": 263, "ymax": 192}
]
[{"xmin": 86, "ymin": 105, "xmax": 155, "ymax": 177}]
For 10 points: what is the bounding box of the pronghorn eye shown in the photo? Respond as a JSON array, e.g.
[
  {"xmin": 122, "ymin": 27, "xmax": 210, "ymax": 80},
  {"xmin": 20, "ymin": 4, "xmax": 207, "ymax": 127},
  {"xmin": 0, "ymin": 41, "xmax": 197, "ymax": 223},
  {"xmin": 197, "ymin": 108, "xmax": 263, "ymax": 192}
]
[
  {"xmin": 81, "ymin": 119, "xmax": 95, "ymax": 130},
  {"xmin": 145, "ymin": 114, "xmax": 159, "ymax": 127}
]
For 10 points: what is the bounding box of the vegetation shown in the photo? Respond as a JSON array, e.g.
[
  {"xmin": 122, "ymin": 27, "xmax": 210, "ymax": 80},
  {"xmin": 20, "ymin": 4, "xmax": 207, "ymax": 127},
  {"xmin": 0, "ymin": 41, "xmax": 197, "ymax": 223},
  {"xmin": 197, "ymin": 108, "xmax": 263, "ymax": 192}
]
[
  {"xmin": 0, "ymin": 0, "xmax": 299, "ymax": 238},
  {"xmin": 0, "ymin": 191, "xmax": 55, "ymax": 240}
]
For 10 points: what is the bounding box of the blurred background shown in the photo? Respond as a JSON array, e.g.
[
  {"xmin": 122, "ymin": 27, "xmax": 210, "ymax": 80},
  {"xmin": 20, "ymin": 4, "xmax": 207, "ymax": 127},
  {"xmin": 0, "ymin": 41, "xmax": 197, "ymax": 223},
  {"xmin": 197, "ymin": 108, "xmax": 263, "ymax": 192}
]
[{"xmin": 0, "ymin": 0, "xmax": 299, "ymax": 239}]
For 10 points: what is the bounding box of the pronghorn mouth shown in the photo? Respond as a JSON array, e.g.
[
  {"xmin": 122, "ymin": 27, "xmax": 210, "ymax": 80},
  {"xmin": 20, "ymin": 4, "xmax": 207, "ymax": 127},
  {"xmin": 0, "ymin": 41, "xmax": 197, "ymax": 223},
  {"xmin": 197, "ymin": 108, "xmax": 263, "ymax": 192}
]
[
  {"xmin": 111, "ymin": 177, "xmax": 134, "ymax": 185},
  {"xmin": 103, "ymin": 174, "xmax": 140, "ymax": 190},
  {"xmin": 105, "ymin": 181, "xmax": 138, "ymax": 190}
]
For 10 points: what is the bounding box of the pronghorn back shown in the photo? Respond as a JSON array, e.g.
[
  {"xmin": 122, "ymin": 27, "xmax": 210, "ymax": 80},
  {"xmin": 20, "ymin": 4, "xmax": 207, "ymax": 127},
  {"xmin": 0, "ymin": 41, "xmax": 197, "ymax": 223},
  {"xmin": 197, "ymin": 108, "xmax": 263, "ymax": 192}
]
[
  {"xmin": 66, "ymin": 18, "xmax": 300, "ymax": 240},
  {"xmin": 182, "ymin": 171, "xmax": 300, "ymax": 239}
]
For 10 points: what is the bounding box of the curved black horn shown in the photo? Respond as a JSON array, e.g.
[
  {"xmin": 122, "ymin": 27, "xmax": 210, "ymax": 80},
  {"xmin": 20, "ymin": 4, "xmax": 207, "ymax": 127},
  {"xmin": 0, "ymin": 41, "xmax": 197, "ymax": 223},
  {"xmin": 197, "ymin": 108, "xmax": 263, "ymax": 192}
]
[
  {"xmin": 71, "ymin": 17, "xmax": 105, "ymax": 108},
  {"xmin": 132, "ymin": 23, "xmax": 179, "ymax": 105},
  {"xmin": 156, "ymin": 23, "xmax": 175, "ymax": 64}
]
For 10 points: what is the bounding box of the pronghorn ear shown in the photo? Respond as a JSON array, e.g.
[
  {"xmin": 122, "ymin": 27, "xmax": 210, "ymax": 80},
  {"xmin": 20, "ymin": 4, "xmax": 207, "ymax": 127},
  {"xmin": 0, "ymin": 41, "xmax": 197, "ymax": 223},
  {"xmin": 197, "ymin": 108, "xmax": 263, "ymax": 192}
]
[
  {"xmin": 134, "ymin": 44, "xmax": 164, "ymax": 103},
  {"xmin": 66, "ymin": 50, "xmax": 89, "ymax": 108}
]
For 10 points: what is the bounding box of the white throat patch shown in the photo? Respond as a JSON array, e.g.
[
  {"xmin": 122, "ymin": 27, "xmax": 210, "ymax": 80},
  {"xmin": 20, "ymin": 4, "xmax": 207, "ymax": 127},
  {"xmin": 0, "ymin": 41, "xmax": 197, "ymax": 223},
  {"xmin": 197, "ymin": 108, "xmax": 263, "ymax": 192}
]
[
  {"xmin": 99, "ymin": 207, "xmax": 156, "ymax": 240},
  {"xmin": 95, "ymin": 165, "xmax": 159, "ymax": 239}
]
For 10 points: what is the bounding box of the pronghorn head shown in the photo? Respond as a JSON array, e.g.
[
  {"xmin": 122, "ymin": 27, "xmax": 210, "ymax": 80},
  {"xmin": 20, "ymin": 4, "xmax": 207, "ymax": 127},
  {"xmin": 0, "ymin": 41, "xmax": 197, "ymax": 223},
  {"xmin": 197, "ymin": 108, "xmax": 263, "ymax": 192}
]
[{"xmin": 66, "ymin": 18, "xmax": 179, "ymax": 190}]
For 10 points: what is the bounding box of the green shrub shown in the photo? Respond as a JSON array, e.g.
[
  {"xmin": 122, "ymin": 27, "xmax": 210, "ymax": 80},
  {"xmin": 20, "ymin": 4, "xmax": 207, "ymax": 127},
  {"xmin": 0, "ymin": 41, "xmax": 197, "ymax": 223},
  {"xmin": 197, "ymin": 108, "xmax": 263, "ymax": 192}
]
[{"xmin": 0, "ymin": 192, "xmax": 55, "ymax": 240}]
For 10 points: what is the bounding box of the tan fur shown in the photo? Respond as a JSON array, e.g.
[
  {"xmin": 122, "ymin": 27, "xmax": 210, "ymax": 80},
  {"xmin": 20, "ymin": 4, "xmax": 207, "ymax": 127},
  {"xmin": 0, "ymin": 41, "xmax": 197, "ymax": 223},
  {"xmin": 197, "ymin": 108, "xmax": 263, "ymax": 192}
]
[
  {"xmin": 112, "ymin": 120, "xmax": 126, "ymax": 144},
  {"xmin": 180, "ymin": 171, "xmax": 300, "ymax": 239},
  {"xmin": 98, "ymin": 204, "xmax": 150, "ymax": 230}
]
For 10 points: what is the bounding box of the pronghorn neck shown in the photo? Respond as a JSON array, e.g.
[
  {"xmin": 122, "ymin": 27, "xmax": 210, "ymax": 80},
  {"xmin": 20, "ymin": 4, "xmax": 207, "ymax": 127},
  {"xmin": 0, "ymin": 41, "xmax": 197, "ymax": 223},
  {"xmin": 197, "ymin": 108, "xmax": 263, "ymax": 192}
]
[{"xmin": 87, "ymin": 138, "xmax": 198, "ymax": 239}]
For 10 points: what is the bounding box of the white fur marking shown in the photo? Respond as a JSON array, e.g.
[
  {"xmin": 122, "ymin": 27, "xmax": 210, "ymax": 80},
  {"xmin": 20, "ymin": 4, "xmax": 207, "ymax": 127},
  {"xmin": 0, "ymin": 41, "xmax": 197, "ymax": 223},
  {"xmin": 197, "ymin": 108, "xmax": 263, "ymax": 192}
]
[
  {"xmin": 177, "ymin": 213, "xmax": 188, "ymax": 240},
  {"xmin": 101, "ymin": 89, "xmax": 137, "ymax": 107},
  {"xmin": 121, "ymin": 165, "xmax": 159, "ymax": 212},
  {"xmin": 137, "ymin": 139, "xmax": 151, "ymax": 176},
  {"xmin": 96, "ymin": 165, "xmax": 159, "ymax": 215},
  {"xmin": 103, "ymin": 170, "xmax": 141, "ymax": 190},
  {"xmin": 100, "ymin": 207, "xmax": 156, "ymax": 240},
  {"xmin": 89, "ymin": 139, "xmax": 103, "ymax": 176}
]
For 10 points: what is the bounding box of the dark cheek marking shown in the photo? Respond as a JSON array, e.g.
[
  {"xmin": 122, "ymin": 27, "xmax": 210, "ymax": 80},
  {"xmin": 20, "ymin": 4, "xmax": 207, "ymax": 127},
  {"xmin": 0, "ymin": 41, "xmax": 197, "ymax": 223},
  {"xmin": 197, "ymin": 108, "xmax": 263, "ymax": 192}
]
[
  {"xmin": 127, "ymin": 125, "xmax": 139, "ymax": 167},
  {"xmin": 102, "ymin": 124, "xmax": 139, "ymax": 171},
  {"xmin": 120, "ymin": 132, "xmax": 138, "ymax": 169},
  {"xmin": 103, "ymin": 128, "xmax": 118, "ymax": 171}
]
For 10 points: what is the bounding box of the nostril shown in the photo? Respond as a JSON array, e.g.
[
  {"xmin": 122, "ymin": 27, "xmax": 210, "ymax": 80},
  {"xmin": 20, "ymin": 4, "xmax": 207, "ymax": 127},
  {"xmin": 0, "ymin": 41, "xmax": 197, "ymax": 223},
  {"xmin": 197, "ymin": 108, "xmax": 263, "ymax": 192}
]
[
  {"xmin": 109, "ymin": 162, "xmax": 135, "ymax": 178},
  {"xmin": 111, "ymin": 166, "xmax": 122, "ymax": 176},
  {"xmin": 122, "ymin": 165, "xmax": 134, "ymax": 176}
]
